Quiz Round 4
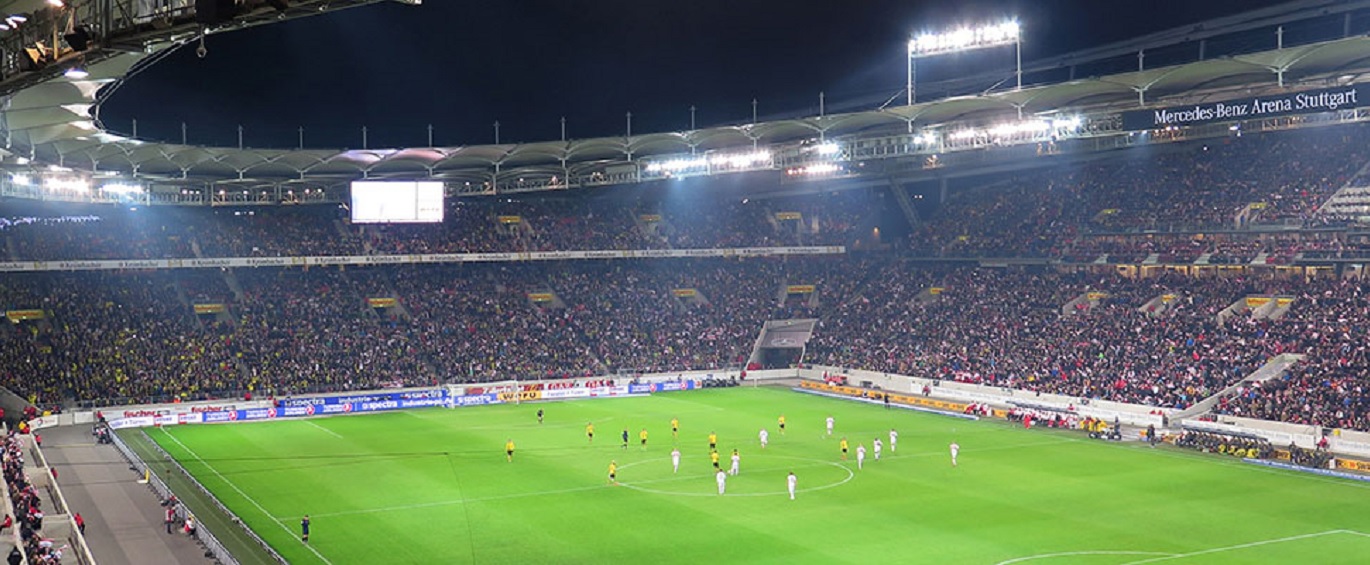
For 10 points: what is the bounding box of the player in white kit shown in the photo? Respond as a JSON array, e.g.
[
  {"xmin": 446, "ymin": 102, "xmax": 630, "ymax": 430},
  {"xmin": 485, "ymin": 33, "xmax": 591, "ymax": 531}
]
[
  {"xmin": 873, "ymin": 438, "xmax": 883, "ymax": 461},
  {"xmin": 889, "ymin": 428, "xmax": 898, "ymax": 452},
  {"xmin": 759, "ymin": 428, "xmax": 769, "ymax": 449},
  {"xmin": 729, "ymin": 449, "xmax": 741, "ymax": 476},
  {"xmin": 856, "ymin": 444, "xmax": 867, "ymax": 470},
  {"xmin": 787, "ymin": 472, "xmax": 797, "ymax": 500},
  {"xmin": 950, "ymin": 441, "xmax": 960, "ymax": 467},
  {"xmin": 671, "ymin": 447, "xmax": 681, "ymax": 473},
  {"xmin": 826, "ymin": 416, "xmax": 835, "ymax": 436},
  {"xmin": 716, "ymin": 469, "xmax": 727, "ymax": 495}
]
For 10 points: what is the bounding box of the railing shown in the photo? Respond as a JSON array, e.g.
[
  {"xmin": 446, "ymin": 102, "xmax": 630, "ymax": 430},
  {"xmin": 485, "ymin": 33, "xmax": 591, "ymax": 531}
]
[{"xmin": 108, "ymin": 429, "xmax": 285, "ymax": 565}]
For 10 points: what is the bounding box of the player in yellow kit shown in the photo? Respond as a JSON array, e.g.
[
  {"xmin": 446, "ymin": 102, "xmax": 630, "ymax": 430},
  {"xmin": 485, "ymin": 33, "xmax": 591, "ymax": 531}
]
[
  {"xmin": 586, "ymin": 422, "xmax": 595, "ymax": 444},
  {"xmin": 640, "ymin": 428, "xmax": 649, "ymax": 449},
  {"xmin": 839, "ymin": 437, "xmax": 849, "ymax": 460},
  {"xmin": 708, "ymin": 432, "xmax": 718, "ymax": 450},
  {"xmin": 671, "ymin": 418, "xmax": 680, "ymax": 438},
  {"xmin": 710, "ymin": 450, "xmax": 721, "ymax": 469},
  {"xmin": 505, "ymin": 439, "xmax": 515, "ymax": 462},
  {"xmin": 608, "ymin": 460, "xmax": 617, "ymax": 484},
  {"xmin": 778, "ymin": 414, "xmax": 786, "ymax": 435}
]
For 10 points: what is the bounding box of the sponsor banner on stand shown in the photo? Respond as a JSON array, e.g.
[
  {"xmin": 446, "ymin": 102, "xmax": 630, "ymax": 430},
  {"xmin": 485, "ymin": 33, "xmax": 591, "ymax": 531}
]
[
  {"xmin": 497, "ymin": 390, "xmax": 544, "ymax": 403},
  {"xmin": 451, "ymin": 394, "xmax": 500, "ymax": 407},
  {"xmin": 109, "ymin": 416, "xmax": 155, "ymax": 429},
  {"xmin": 628, "ymin": 381, "xmax": 697, "ymax": 394},
  {"xmin": 1123, "ymin": 84, "xmax": 1369, "ymax": 130},
  {"xmin": 201, "ymin": 411, "xmax": 237, "ymax": 424},
  {"xmin": 0, "ymin": 246, "xmax": 848, "ymax": 273}
]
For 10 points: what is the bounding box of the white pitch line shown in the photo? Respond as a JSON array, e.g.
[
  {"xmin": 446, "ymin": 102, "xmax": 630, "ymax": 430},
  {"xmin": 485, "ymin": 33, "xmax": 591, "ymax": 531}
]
[
  {"xmin": 303, "ymin": 420, "xmax": 345, "ymax": 439},
  {"xmin": 159, "ymin": 428, "xmax": 335, "ymax": 565},
  {"xmin": 1115, "ymin": 530, "xmax": 1349, "ymax": 564},
  {"xmin": 994, "ymin": 550, "xmax": 1177, "ymax": 565}
]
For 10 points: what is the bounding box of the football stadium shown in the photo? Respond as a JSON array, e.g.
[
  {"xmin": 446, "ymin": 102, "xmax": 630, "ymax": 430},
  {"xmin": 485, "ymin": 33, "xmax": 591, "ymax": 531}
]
[{"xmin": 6, "ymin": 0, "xmax": 1370, "ymax": 563}]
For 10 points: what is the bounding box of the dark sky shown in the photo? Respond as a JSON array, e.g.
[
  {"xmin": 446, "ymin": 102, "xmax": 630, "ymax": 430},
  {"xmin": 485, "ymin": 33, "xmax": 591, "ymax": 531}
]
[{"xmin": 99, "ymin": 0, "xmax": 1293, "ymax": 149}]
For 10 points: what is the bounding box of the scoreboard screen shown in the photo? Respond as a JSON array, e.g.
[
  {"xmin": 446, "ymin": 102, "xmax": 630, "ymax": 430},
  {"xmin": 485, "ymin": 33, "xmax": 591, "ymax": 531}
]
[{"xmin": 350, "ymin": 181, "xmax": 444, "ymax": 223}]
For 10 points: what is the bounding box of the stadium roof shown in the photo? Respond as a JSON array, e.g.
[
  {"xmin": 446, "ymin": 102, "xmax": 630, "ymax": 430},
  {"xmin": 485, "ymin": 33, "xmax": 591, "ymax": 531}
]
[{"xmin": 9, "ymin": 34, "xmax": 1370, "ymax": 186}]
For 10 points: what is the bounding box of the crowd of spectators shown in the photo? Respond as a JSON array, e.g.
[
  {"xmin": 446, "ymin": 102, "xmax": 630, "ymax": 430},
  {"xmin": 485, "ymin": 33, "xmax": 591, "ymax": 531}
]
[
  {"xmin": 4, "ymin": 124, "xmax": 1370, "ymax": 434},
  {"xmin": 4, "ymin": 432, "xmax": 63, "ymax": 563},
  {"xmin": 3, "ymin": 256, "xmax": 1370, "ymax": 435},
  {"xmin": 1211, "ymin": 278, "xmax": 1370, "ymax": 430},
  {"xmin": 905, "ymin": 123, "xmax": 1370, "ymax": 259}
]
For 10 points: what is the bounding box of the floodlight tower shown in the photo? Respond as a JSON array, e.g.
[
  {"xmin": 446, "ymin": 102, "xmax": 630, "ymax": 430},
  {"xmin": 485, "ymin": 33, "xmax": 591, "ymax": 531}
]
[{"xmin": 907, "ymin": 20, "xmax": 1021, "ymax": 106}]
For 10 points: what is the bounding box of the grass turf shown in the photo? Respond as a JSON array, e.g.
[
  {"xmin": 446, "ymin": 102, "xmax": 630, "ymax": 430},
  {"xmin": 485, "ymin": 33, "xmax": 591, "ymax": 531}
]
[{"xmin": 147, "ymin": 387, "xmax": 1370, "ymax": 564}]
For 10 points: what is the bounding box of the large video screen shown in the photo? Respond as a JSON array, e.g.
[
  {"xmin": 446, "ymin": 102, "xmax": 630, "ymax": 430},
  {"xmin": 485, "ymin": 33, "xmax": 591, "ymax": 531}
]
[{"xmin": 350, "ymin": 181, "xmax": 445, "ymax": 224}]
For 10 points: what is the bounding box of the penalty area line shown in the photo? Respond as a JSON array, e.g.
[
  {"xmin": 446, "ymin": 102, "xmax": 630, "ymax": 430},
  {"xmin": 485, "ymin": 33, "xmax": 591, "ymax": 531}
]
[
  {"xmin": 158, "ymin": 428, "xmax": 336, "ymax": 565},
  {"xmin": 993, "ymin": 551, "xmax": 1177, "ymax": 565},
  {"xmin": 1115, "ymin": 530, "xmax": 1351, "ymax": 564},
  {"xmin": 303, "ymin": 420, "xmax": 345, "ymax": 440}
]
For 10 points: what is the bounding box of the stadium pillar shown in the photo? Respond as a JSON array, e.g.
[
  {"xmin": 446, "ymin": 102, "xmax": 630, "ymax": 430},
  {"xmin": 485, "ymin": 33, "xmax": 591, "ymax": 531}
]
[
  {"xmin": 1015, "ymin": 39, "xmax": 1022, "ymax": 91},
  {"xmin": 560, "ymin": 117, "xmax": 566, "ymax": 141},
  {"xmin": 819, "ymin": 92, "xmax": 825, "ymax": 117},
  {"xmin": 626, "ymin": 112, "xmax": 632, "ymax": 138},
  {"xmin": 298, "ymin": 127, "xmax": 304, "ymax": 150},
  {"xmin": 428, "ymin": 124, "xmax": 434, "ymax": 147},
  {"xmin": 689, "ymin": 106, "xmax": 696, "ymax": 131},
  {"xmin": 752, "ymin": 99, "xmax": 758, "ymax": 124},
  {"xmin": 131, "ymin": 118, "xmax": 137, "ymax": 138},
  {"xmin": 907, "ymin": 57, "xmax": 915, "ymax": 106},
  {"xmin": 494, "ymin": 121, "xmax": 500, "ymax": 145},
  {"xmin": 362, "ymin": 126, "xmax": 368, "ymax": 150}
]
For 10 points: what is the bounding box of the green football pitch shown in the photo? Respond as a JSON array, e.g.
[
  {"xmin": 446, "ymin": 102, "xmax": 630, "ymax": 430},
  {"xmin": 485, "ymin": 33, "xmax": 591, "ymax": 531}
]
[{"xmin": 141, "ymin": 387, "xmax": 1370, "ymax": 564}]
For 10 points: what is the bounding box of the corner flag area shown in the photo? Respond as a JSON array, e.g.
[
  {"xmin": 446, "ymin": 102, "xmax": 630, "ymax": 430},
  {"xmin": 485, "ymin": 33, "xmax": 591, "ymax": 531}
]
[{"xmin": 129, "ymin": 388, "xmax": 1370, "ymax": 564}]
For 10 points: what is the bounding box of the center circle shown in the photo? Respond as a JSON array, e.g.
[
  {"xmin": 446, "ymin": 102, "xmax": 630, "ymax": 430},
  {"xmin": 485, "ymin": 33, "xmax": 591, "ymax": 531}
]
[{"xmin": 616, "ymin": 454, "xmax": 855, "ymax": 497}]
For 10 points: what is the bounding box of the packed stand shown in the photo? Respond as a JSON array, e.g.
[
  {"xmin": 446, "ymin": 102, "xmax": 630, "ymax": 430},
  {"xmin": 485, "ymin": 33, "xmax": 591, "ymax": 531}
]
[{"xmin": 1212, "ymin": 278, "xmax": 1370, "ymax": 430}]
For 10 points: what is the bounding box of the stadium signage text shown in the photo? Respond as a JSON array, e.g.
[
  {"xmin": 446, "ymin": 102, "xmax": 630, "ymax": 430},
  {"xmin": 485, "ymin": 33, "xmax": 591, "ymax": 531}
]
[{"xmin": 1123, "ymin": 84, "xmax": 1369, "ymax": 130}]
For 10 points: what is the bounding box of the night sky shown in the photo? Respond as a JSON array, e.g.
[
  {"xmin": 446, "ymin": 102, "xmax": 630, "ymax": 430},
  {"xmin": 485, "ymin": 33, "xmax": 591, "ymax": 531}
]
[{"xmin": 99, "ymin": 0, "xmax": 1292, "ymax": 149}]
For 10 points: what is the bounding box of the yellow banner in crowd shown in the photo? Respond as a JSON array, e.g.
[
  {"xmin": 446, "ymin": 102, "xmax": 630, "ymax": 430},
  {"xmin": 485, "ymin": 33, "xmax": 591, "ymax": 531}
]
[
  {"xmin": 497, "ymin": 215, "xmax": 523, "ymax": 224},
  {"xmin": 367, "ymin": 298, "xmax": 398, "ymax": 308},
  {"xmin": 193, "ymin": 304, "xmax": 226, "ymax": 315},
  {"xmin": 639, "ymin": 214, "xmax": 662, "ymax": 223},
  {"xmin": 787, "ymin": 285, "xmax": 816, "ymax": 294},
  {"xmin": 775, "ymin": 212, "xmax": 803, "ymax": 221},
  {"xmin": 1246, "ymin": 297, "xmax": 1272, "ymax": 308},
  {"xmin": 527, "ymin": 293, "xmax": 555, "ymax": 303},
  {"xmin": 672, "ymin": 288, "xmax": 698, "ymax": 298},
  {"xmin": 5, "ymin": 310, "xmax": 44, "ymax": 323}
]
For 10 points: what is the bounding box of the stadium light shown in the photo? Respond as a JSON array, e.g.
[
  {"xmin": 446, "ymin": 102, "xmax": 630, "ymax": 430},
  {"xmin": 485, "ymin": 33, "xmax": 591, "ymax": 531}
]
[
  {"xmin": 102, "ymin": 183, "xmax": 144, "ymax": 195},
  {"xmin": 907, "ymin": 20, "xmax": 1021, "ymax": 106},
  {"xmin": 44, "ymin": 178, "xmax": 90, "ymax": 192}
]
